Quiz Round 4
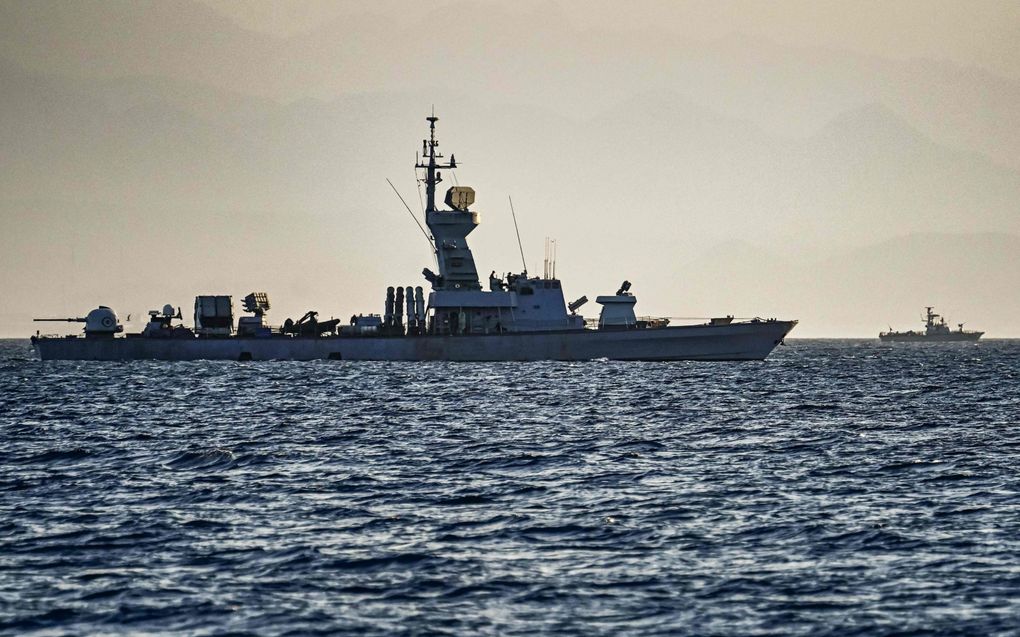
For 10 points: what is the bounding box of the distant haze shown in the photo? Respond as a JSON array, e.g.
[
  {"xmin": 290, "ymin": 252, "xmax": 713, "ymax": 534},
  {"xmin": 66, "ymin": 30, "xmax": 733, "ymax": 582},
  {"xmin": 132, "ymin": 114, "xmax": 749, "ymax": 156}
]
[{"xmin": 1, "ymin": 0, "xmax": 1018, "ymax": 337}]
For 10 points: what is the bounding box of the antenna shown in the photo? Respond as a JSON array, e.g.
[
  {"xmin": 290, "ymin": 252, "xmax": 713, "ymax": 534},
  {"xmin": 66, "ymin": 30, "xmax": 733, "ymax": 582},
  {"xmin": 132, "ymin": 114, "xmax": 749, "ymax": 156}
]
[
  {"xmin": 508, "ymin": 195, "xmax": 528, "ymax": 275},
  {"xmin": 415, "ymin": 168, "xmax": 425, "ymax": 216},
  {"xmin": 387, "ymin": 178, "xmax": 437, "ymax": 264},
  {"xmin": 543, "ymin": 237, "xmax": 549, "ymax": 279},
  {"xmin": 415, "ymin": 112, "xmax": 456, "ymax": 214},
  {"xmin": 542, "ymin": 237, "xmax": 558, "ymax": 280}
]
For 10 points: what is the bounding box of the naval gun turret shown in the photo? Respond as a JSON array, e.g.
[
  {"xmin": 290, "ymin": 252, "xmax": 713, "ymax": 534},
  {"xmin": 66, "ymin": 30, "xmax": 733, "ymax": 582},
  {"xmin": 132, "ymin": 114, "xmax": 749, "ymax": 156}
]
[{"xmin": 34, "ymin": 306, "xmax": 123, "ymax": 338}]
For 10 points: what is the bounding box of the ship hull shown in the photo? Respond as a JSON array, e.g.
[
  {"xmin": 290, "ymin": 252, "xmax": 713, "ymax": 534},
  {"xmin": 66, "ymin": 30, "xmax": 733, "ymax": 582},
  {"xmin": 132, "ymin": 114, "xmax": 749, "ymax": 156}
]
[
  {"xmin": 879, "ymin": 332, "xmax": 983, "ymax": 342},
  {"xmin": 32, "ymin": 321, "xmax": 796, "ymax": 362}
]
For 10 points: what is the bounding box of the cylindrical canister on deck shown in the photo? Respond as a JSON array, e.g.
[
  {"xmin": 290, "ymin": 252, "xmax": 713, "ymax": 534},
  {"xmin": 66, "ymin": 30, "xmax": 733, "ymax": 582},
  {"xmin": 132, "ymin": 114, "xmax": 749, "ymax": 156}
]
[
  {"xmin": 405, "ymin": 286, "xmax": 415, "ymax": 329},
  {"xmin": 394, "ymin": 286, "xmax": 404, "ymax": 327},
  {"xmin": 385, "ymin": 287, "xmax": 395, "ymax": 325},
  {"xmin": 415, "ymin": 286, "xmax": 425, "ymax": 320}
]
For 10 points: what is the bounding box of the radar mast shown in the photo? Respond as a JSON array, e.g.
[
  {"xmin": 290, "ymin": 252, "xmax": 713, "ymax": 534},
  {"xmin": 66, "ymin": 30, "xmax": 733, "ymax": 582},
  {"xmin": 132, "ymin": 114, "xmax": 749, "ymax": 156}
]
[
  {"xmin": 416, "ymin": 112, "xmax": 457, "ymax": 213},
  {"xmin": 415, "ymin": 113, "xmax": 480, "ymax": 290}
]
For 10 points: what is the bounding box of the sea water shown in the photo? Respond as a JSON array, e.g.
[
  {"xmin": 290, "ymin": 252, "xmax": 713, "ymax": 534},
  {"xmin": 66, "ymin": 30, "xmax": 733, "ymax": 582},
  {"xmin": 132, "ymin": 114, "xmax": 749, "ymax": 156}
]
[{"xmin": 1, "ymin": 339, "xmax": 1018, "ymax": 635}]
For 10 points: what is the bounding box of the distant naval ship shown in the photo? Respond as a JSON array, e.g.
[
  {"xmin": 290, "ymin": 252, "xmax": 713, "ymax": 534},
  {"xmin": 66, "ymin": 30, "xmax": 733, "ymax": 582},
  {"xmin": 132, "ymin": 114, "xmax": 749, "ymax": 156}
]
[
  {"xmin": 879, "ymin": 307, "xmax": 983, "ymax": 342},
  {"xmin": 31, "ymin": 115, "xmax": 797, "ymax": 361}
]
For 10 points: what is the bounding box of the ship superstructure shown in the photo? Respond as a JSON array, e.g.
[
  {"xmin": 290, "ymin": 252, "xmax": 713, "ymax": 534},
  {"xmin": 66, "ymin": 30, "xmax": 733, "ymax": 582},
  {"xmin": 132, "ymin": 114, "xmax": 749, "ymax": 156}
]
[
  {"xmin": 413, "ymin": 115, "xmax": 584, "ymax": 336},
  {"xmin": 31, "ymin": 115, "xmax": 797, "ymax": 361},
  {"xmin": 879, "ymin": 307, "xmax": 983, "ymax": 342}
]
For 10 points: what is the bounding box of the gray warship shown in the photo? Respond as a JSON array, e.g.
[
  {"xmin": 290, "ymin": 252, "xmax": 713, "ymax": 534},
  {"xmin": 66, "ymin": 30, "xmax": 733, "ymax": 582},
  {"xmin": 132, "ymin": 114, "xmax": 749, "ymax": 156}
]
[
  {"xmin": 31, "ymin": 115, "xmax": 797, "ymax": 361},
  {"xmin": 879, "ymin": 307, "xmax": 983, "ymax": 342}
]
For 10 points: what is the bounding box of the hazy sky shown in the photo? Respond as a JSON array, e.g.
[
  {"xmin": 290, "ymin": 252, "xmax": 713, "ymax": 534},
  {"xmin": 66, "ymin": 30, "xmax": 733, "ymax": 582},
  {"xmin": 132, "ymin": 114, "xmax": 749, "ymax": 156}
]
[
  {"xmin": 202, "ymin": 0, "xmax": 1020, "ymax": 80},
  {"xmin": 1, "ymin": 0, "xmax": 1018, "ymax": 337}
]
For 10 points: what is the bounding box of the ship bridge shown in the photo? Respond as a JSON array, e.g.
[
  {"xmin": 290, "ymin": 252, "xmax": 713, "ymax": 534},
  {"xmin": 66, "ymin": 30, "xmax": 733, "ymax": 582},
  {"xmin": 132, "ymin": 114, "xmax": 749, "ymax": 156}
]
[{"xmin": 414, "ymin": 115, "xmax": 582, "ymax": 335}]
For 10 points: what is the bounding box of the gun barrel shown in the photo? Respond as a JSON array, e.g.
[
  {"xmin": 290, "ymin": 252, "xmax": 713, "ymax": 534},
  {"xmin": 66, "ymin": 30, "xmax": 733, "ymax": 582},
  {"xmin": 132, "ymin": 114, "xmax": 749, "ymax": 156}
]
[{"xmin": 33, "ymin": 317, "xmax": 86, "ymax": 322}]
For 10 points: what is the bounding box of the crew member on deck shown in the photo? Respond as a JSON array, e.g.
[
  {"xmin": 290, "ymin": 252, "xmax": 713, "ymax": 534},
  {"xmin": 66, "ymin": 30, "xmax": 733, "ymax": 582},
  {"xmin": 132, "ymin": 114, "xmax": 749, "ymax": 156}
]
[{"xmin": 489, "ymin": 271, "xmax": 505, "ymax": 291}]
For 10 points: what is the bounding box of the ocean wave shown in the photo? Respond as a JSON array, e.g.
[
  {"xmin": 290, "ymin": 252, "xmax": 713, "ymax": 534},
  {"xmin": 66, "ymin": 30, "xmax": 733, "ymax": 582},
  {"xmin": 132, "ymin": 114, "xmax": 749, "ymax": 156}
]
[{"xmin": 2, "ymin": 338, "xmax": 1019, "ymax": 635}]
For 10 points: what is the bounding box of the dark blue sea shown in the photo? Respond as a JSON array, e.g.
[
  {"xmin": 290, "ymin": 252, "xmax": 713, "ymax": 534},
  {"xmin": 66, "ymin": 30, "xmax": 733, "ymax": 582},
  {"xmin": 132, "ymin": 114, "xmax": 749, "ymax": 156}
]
[{"xmin": 1, "ymin": 339, "xmax": 1018, "ymax": 636}]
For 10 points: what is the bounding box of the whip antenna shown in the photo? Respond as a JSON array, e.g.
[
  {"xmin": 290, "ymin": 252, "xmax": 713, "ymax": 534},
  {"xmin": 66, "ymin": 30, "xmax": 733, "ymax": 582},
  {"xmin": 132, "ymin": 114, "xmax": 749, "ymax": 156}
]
[
  {"xmin": 387, "ymin": 178, "xmax": 436, "ymax": 262},
  {"xmin": 509, "ymin": 195, "xmax": 528, "ymax": 275}
]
